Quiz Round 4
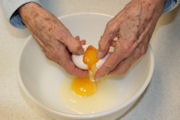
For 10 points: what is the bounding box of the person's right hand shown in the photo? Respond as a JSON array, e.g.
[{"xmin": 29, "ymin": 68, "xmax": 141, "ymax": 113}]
[{"xmin": 19, "ymin": 2, "xmax": 88, "ymax": 77}]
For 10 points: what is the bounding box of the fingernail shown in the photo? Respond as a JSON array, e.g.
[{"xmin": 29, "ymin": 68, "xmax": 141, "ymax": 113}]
[{"xmin": 97, "ymin": 51, "xmax": 103, "ymax": 59}]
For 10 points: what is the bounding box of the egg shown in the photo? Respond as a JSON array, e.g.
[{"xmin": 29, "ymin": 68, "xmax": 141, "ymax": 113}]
[
  {"xmin": 60, "ymin": 45, "xmax": 118, "ymax": 113},
  {"xmin": 71, "ymin": 45, "xmax": 109, "ymax": 96},
  {"xmin": 72, "ymin": 45, "xmax": 88, "ymax": 70},
  {"xmin": 72, "ymin": 45, "xmax": 108, "ymax": 70}
]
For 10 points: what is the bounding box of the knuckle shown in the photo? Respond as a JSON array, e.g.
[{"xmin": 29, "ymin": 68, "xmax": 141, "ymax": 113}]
[
  {"xmin": 68, "ymin": 40, "xmax": 82, "ymax": 54},
  {"xmin": 118, "ymin": 41, "xmax": 134, "ymax": 56},
  {"xmin": 64, "ymin": 62, "xmax": 76, "ymax": 75},
  {"xmin": 118, "ymin": 65, "xmax": 130, "ymax": 75},
  {"xmin": 45, "ymin": 54, "xmax": 53, "ymax": 60},
  {"xmin": 120, "ymin": 69, "xmax": 128, "ymax": 75},
  {"xmin": 73, "ymin": 42, "xmax": 81, "ymax": 51},
  {"xmin": 137, "ymin": 43, "xmax": 148, "ymax": 56},
  {"xmin": 46, "ymin": 46, "xmax": 67, "ymax": 64},
  {"xmin": 99, "ymin": 39, "xmax": 111, "ymax": 53},
  {"xmin": 106, "ymin": 21, "xmax": 112, "ymax": 29},
  {"xmin": 99, "ymin": 41, "xmax": 107, "ymax": 52},
  {"xmin": 41, "ymin": 49, "xmax": 54, "ymax": 61},
  {"xmin": 44, "ymin": 49, "xmax": 55, "ymax": 61},
  {"xmin": 106, "ymin": 19, "xmax": 118, "ymax": 33},
  {"xmin": 66, "ymin": 68, "xmax": 74, "ymax": 75},
  {"xmin": 106, "ymin": 21, "xmax": 115, "ymax": 33},
  {"xmin": 64, "ymin": 64, "xmax": 72, "ymax": 73},
  {"xmin": 45, "ymin": 52, "xmax": 59, "ymax": 64},
  {"xmin": 104, "ymin": 63, "xmax": 113, "ymax": 71},
  {"xmin": 142, "ymin": 46, "xmax": 148, "ymax": 55}
]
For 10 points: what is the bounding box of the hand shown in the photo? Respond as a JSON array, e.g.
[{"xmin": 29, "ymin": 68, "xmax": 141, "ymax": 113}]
[
  {"xmin": 19, "ymin": 2, "xmax": 88, "ymax": 77},
  {"xmin": 95, "ymin": 0, "xmax": 165, "ymax": 79}
]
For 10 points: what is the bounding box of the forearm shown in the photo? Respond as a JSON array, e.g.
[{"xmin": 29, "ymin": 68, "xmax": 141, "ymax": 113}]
[
  {"xmin": 19, "ymin": 2, "xmax": 70, "ymax": 41},
  {"xmin": 142, "ymin": 0, "xmax": 166, "ymax": 11},
  {"xmin": 19, "ymin": 2, "xmax": 83, "ymax": 55},
  {"xmin": 139, "ymin": 0, "xmax": 165, "ymax": 21},
  {"xmin": 130, "ymin": 0, "xmax": 165, "ymax": 13}
]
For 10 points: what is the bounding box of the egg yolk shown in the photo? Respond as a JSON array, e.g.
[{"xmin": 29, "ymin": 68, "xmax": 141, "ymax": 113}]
[
  {"xmin": 83, "ymin": 45, "xmax": 99, "ymax": 70},
  {"xmin": 72, "ymin": 77, "xmax": 96, "ymax": 96},
  {"xmin": 72, "ymin": 45, "xmax": 99, "ymax": 96}
]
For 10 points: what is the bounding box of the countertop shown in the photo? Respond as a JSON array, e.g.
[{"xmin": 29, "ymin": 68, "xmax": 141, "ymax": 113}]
[{"xmin": 0, "ymin": 0, "xmax": 180, "ymax": 120}]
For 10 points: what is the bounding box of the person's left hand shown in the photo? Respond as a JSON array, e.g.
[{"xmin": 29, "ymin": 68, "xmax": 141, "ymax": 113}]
[{"xmin": 95, "ymin": 0, "xmax": 165, "ymax": 79}]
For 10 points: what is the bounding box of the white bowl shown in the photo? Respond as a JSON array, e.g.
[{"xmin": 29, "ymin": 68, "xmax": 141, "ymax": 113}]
[{"xmin": 17, "ymin": 13, "xmax": 154, "ymax": 120}]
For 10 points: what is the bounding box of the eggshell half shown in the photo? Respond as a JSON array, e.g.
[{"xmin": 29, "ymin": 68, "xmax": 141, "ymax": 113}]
[{"xmin": 72, "ymin": 45, "xmax": 88, "ymax": 70}]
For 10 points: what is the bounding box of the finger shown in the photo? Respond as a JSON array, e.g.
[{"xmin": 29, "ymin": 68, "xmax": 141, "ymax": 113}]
[
  {"xmin": 65, "ymin": 35, "xmax": 84, "ymax": 55},
  {"xmin": 81, "ymin": 40, "xmax": 86, "ymax": 45},
  {"xmin": 97, "ymin": 20, "xmax": 119, "ymax": 59},
  {"xmin": 95, "ymin": 36, "xmax": 137, "ymax": 80},
  {"xmin": 110, "ymin": 35, "xmax": 149, "ymax": 75},
  {"xmin": 107, "ymin": 13, "xmax": 155, "ymax": 76},
  {"xmin": 55, "ymin": 45, "xmax": 88, "ymax": 77},
  {"xmin": 75, "ymin": 36, "xmax": 86, "ymax": 45},
  {"xmin": 32, "ymin": 34, "xmax": 47, "ymax": 54},
  {"xmin": 64, "ymin": 60, "xmax": 89, "ymax": 77},
  {"xmin": 109, "ymin": 17, "xmax": 155, "ymax": 75},
  {"xmin": 61, "ymin": 49, "xmax": 89, "ymax": 77},
  {"xmin": 41, "ymin": 39, "xmax": 88, "ymax": 77},
  {"xmin": 111, "ymin": 40, "xmax": 117, "ymax": 47},
  {"xmin": 95, "ymin": 51, "xmax": 121, "ymax": 80},
  {"xmin": 58, "ymin": 46, "xmax": 88, "ymax": 77},
  {"xmin": 75, "ymin": 36, "xmax": 80, "ymax": 41}
]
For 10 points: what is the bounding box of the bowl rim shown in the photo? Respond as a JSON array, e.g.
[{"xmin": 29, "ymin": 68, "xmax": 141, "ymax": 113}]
[{"xmin": 17, "ymin": 12, "xmax": 155, "ymax": 119}]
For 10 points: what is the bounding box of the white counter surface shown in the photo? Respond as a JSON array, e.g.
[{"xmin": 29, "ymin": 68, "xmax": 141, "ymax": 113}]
[{"xmin": 0, "ymin": 0, "xmax": 180, "ymax": 120}]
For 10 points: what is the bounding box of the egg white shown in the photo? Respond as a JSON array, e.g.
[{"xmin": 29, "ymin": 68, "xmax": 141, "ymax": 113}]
[{"xmin": 60, "ymin": 77, "xmax": 118, "ymax": 114}]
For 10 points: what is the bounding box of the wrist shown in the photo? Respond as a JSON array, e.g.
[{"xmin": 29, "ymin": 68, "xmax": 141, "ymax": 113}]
[
  {"xmin": 131, "ymin": 0, "xmax": 165, "ymax": 6},
  {"xmin": 142, "ymin": 0, "xmax": 165, "ymax": 6},
  {"xmin": 19, "ymin": 2, "xmax": 41, "ymax": 21},
  {"xmin": 140, "ymin": 0, "xmax": 165, "ymax": 14},
  {"xmin": 141, "ymin": 0, "xmax": 165, "ymax": 3}
]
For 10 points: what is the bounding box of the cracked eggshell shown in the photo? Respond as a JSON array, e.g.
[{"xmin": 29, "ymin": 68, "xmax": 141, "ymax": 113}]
[
  {"xmin": 96, "ymin": 54, "xmax": 109, "ymax": 69},
  {"xmin": 72, "ymin": 45, "xmax": 109, "ymax": 70},
  {"xmin": 72, "ymin": 45, "xmax": 88, "ymax": 70}
]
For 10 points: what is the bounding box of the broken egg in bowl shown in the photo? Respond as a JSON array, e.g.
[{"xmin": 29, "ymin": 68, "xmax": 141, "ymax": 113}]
[
  {"xmin": 71, "ymin": 44, "xmax": 109, "ymax": 96},
  {"xmin": 18, "ymin": 13, "xmax": 154, "ymax": 120}
]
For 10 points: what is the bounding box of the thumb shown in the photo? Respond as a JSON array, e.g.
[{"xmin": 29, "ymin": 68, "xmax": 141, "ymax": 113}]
[{"xmin": 97, "ymin": 21, "xmax": 119, "ymax": 59}]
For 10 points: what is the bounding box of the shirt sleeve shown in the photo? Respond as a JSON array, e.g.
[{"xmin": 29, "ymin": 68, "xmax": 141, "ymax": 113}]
[
  {"xmin": 2, "ymin": 0, "xmax": 180, "ymax": 29},
  {"xmin": 2, "ymin": 0, "xmax": 40, "ymax": 28},
  {"xmin": 164, "ymin": 0, "xmax": 180, "ymax": 13}
]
